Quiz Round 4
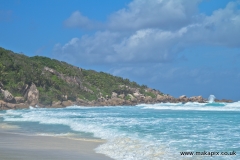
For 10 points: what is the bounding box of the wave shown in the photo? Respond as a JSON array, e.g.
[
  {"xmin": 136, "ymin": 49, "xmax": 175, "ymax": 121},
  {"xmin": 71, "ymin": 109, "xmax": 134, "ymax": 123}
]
[
  {"xmin": 1, "ymin": 107, "xmax": 181, "ymax": 159},
  {"xmin": 141, "ymin": 101, "xmax": 240, "ymax": 111}
]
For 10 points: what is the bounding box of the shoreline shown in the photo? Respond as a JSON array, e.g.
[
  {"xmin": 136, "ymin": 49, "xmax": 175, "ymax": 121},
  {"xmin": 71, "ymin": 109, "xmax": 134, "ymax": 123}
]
[
  {"xmin": 0, "ymin": 125, "xmax": 112, "ymax": 160},
  {"xmin": 0, "ymin": 98, "xmax": 234, "ymax": 110}
]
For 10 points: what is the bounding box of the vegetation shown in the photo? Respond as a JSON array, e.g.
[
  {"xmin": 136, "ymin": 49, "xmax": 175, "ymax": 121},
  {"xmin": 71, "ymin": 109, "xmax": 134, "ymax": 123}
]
[{"xmin": 0, "ymin": 47, "xmax": 155, "ymax": 104}]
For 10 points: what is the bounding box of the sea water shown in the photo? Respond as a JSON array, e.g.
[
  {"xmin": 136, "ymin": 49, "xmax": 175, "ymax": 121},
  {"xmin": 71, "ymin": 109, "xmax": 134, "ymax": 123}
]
[{"xmin": 0, "ymin": 101, "xmax": 240, "ymax": 160}]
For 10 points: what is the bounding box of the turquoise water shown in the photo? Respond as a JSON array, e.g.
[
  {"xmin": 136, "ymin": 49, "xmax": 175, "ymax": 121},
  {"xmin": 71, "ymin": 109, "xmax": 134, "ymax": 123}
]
[{"xmin": 0, "ymin": 101, "xmax": 240, "ymax": 160}]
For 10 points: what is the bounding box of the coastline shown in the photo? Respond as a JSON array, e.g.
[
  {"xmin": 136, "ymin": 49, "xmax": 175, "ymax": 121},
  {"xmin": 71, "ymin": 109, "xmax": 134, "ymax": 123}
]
[
  {"xmin": 0, "ymin": 124, "xmax": 112, "ymax": 160},
  {"xmin": 0, "ymin": 96, "xmax": 233, "ymax": 110}
]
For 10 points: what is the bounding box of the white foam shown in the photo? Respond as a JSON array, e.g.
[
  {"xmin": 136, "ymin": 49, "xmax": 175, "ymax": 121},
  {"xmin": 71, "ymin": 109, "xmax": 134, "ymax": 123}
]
[
  {"xmin": 208, "ymin": 95, "xmax": 216, "ymax": 103},
  {"xmin": 36, "ymin": 132, "xmax": 76, "ymax": 137},
  {"xmin": 142, "ymin": 102, "xmax": 240, "ymax": 111},
  {"xmin": 29, "ymin": 106, "xmax": 35, "ymax": 109},
  {"xmin": 0, "ymin": 123, "xmax": 20, "ymax": 129},
  {"xmin": 66, "ymin": 105, "xmax": 119, "ymax": 109},
  {"xmin": 95, "ymin": 137, "xmax": 178, "ymax": 160}
]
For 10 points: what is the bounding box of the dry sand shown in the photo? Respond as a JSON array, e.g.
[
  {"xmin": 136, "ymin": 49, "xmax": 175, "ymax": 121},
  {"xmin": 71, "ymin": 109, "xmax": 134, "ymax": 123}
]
[{"xmin": 0, "ymin": 125, "xmax": 112, "ymax": 160}]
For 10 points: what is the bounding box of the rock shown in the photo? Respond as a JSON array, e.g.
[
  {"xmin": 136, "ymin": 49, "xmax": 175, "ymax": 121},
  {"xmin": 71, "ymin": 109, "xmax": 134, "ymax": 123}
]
[
  {"xmin": 61, "ymin": 100, "xmax": 73, "ymax": 107},
  {"xmin": 62, "ymin": 95, "xmax": 68, "ymax": 101},
  {"xmin": 76, "ymin": 98, "xmax": 85, "ymax": 103},
  {"xmin": 156, "ymin": 95, "xmax": 164, "ymax": 101},
  {"xmin": 127, "ymin": 94, "xmax": 137, "ymax": 102},
  {"xmin": 145, "ymin": 96, "xmax": 153, "ymax": 103},
  {"xmin": 133, "ymin": 92, "xmax": 141, "ymax": 97},
  {"xmin": 119, "ymin": 94, "xmax": 125, "ymax": 99},
  {"xmin": 51, "ymin": 101, "xmax": 63, "ymax": 108},
  {"xmin": 0, "ymin": 100, "xmax": 7, "ymax": 109},
  {"xmin": 22, "ymin": 84, "xmax": 29, "ymax": 96},
  {"xmin": 76, "ymin": 98, "xmax": 89, "ymax": 106},
  {"xmin": 139, "ymin": 95, "xmax": 145, "ymax": 101},
  {"xmin": 82, "ymin": 86, "xmax": 94, "ymax": 94},
  {"xmin": 196, "ymin": 96, "xmax": 204, "ymax": 102},
  {"xmin": 97, "ymin": 97, "xmax": 106, "ymax": 102},
  {"xmin": 179, "ymin": 95, "xmax": 187, "ymax": 99},
  {"xmin": 0, "ymin": 81, "xmax": 3, "ymax": 88},
  {"xmin": 1, "ymin": 89, "xmax": 16, "ymax": 103},
  {"xmin": 111, "ymin": 92, "xmax": 118, "ymax": 98},
  {"xmin": 27, "ymin": 83, "xmax": 39, "ymax": 106},
  {"xmin": 6, "ymin": 103, "xmax": 16, "ymax": 109},
  {"xmin": 15, "ymin": 97, "xmax": 25, "ymax": 103},
  {"xmin": 15, "ymin": 103, "xmax": 29, "ymax": 109},
  {"xmin": 156, "ymin": 94, "xmax": 171, "ymax": 102},
  {"xmin": 107, "ymin": 98, "xmax": 125, "ymax": 106},
  {"xmin": 125, "ymin": 100, "xmax": 133, "ymax": 105},
  {"xmin": 189, "ymin": 96, "xmax": 204, "ymax": 103},
  {"xmin": 178, "ymin": 95, "xmax": 188, "ymax": 102},
  {"xmin": 0, "ymin": 100, "xmax": 26, "ymax": 110}
]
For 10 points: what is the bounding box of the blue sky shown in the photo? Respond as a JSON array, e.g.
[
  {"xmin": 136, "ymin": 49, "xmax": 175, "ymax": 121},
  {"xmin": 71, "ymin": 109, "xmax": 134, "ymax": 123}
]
[{"xmin": 1, "ymin": 0, "xmax": 240, "ymax": 100}]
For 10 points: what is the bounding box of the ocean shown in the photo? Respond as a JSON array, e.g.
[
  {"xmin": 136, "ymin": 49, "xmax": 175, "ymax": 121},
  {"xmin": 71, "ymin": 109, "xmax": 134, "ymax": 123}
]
[{"xmin": 0, "ymin": 100, "xmax": 239, "ymax": 160}]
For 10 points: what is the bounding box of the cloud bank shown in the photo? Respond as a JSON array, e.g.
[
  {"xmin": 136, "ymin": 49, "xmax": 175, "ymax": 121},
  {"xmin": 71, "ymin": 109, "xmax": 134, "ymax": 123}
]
[{"xmin": 58, "ymin": 0, "xmax": 240, "ymax": 64}]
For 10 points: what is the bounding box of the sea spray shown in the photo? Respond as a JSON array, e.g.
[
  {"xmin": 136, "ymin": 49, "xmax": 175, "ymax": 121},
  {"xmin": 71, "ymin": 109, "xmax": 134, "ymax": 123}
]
[{"xmin": 208, "ymin": 95, "xmax": 216, "ymax": 103}]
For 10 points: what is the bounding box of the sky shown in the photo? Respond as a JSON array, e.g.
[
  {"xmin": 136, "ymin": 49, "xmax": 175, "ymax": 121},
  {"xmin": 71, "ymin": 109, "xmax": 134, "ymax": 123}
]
[{"xmin": 1, "ymin": 0, "xmax": 240, "ymax": 100}]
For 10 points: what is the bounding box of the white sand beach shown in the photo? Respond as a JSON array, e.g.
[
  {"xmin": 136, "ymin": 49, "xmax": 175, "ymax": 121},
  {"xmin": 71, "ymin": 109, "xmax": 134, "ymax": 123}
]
[{"xmin": 0, "ymin": 125, "xmax": 112, "ymax": 160}]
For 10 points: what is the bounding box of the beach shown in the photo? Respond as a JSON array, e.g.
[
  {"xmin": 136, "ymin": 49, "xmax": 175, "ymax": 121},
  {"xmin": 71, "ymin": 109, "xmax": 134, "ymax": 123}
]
[
  {"xmin": 1, "ymin": 103, "xmax": 239, "ymax": 160},
  {"xmin": 0, "ymin": 124, "xmax": 112, "ymax": 160}
]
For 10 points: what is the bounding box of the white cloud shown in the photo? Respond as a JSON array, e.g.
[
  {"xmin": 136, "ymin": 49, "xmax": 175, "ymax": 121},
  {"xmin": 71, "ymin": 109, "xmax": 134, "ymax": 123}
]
[
  {"xmin": 59, "ymin": 0, "xmax": 240, "ymax": 66},
  {"xmin": 178, "ymin": 1, "xmax": 240, "ymax": 48},
  {"xmin": 54, "ymin": 26, "xmax": 190, "ymax": 65},
  {"xmin": 110, "ymin": 28, "xmax": 188, "ymax": 63},
  {"xmin": 202, "ymin": 1, "xmax": 240, "ymax": 47},
  {"xmin": 53, "ymin": 31, "xmax": 123, "ymax": 64},
  {"xmin": 64, "ymin": 11, "xmax": 100, "ymax": 29},
  {"xmin": 64, "ymin": 0, "xmax": 201, "ymax": 31},
  {"xmin": 107, "ymin": 0, "xmax": 201, "ymax": 31}
]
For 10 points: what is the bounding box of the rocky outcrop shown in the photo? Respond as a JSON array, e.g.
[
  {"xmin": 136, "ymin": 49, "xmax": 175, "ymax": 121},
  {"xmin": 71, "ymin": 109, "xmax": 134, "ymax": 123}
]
[
  {"xmin": 61, "ymin": 100, "xmax": 73, "ymax": 107},
  {"xmin": 26, "ymin": 83, "xmax": 39, "ymax": 106},
  {"xmin": 43, "ymin": 66, "xmax": 93, "ymax": 94},
  {"xmin": 0, "ymin": 83, "xmax": 233, "ymax": 109},
  {"xmin": 189, "ymin": 96, "xmax": 204, "ymax": 103},
  {"xmin": 1, "ymin": 89, "xmax": 16, "ymax": 103},
  {"xmin": 176, "ymin": 95, "xmax": 204, "ymax": 103},
  {"xmin": 0, "ymin": 100, "xmax": 28, "ymax": 110},
  {"xmin": 15, "ymin": 97, "xmax": 25, "ymax": 103},
  {"xmin": 75, "ymin": 98, "xmax": 90, "ymax": 106},
  {"xmin": 145, "ymin": 96, "xmax": 153, "ymax": 102},
  {"xmin": 0, "ymin": 100, "xmax": 7, "ymax": 109},
  {"xmin": 111, "ymin": 92, "xmax": 118, "ymax": 98},
  {"xmin": 0, "ymin": 81, "xmax": 3, "ymax": 88},
  {"xmin": 51, "ymin": 101, "xmax": 63, "ymax": 108},
  {"xmin": 156, "ymin": 94, "xmax": 175, "ymax": 103},
  {"xmin": 107, "ymin": 97, "xmax": 125, "ymax": 106}
]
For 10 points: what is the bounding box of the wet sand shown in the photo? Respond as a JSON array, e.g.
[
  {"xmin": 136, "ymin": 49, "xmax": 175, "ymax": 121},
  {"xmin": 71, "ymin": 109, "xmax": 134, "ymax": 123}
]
[{"xmin": 0, "ymin": 126, "xmax": 112, "ymax": 160}]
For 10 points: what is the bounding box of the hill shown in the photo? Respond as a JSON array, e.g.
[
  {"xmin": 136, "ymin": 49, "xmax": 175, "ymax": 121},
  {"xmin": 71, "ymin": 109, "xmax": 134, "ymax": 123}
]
[
  {"xmin": 1, "ymin": 47, "xmax": 232, "ymax": 110},
  {"xmin": 3, "ymin": 46, "xmax": 234, "ymax": 110},
  {"xmin": 0, "ymin": 47, "xmax": 178, "ymax": 109}
]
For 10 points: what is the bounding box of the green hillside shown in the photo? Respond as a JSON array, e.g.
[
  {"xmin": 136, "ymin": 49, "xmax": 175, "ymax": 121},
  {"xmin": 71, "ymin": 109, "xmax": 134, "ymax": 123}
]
[{"xmin": 0, "ymin": 47, "xmax": 159, "ymax": 105}]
